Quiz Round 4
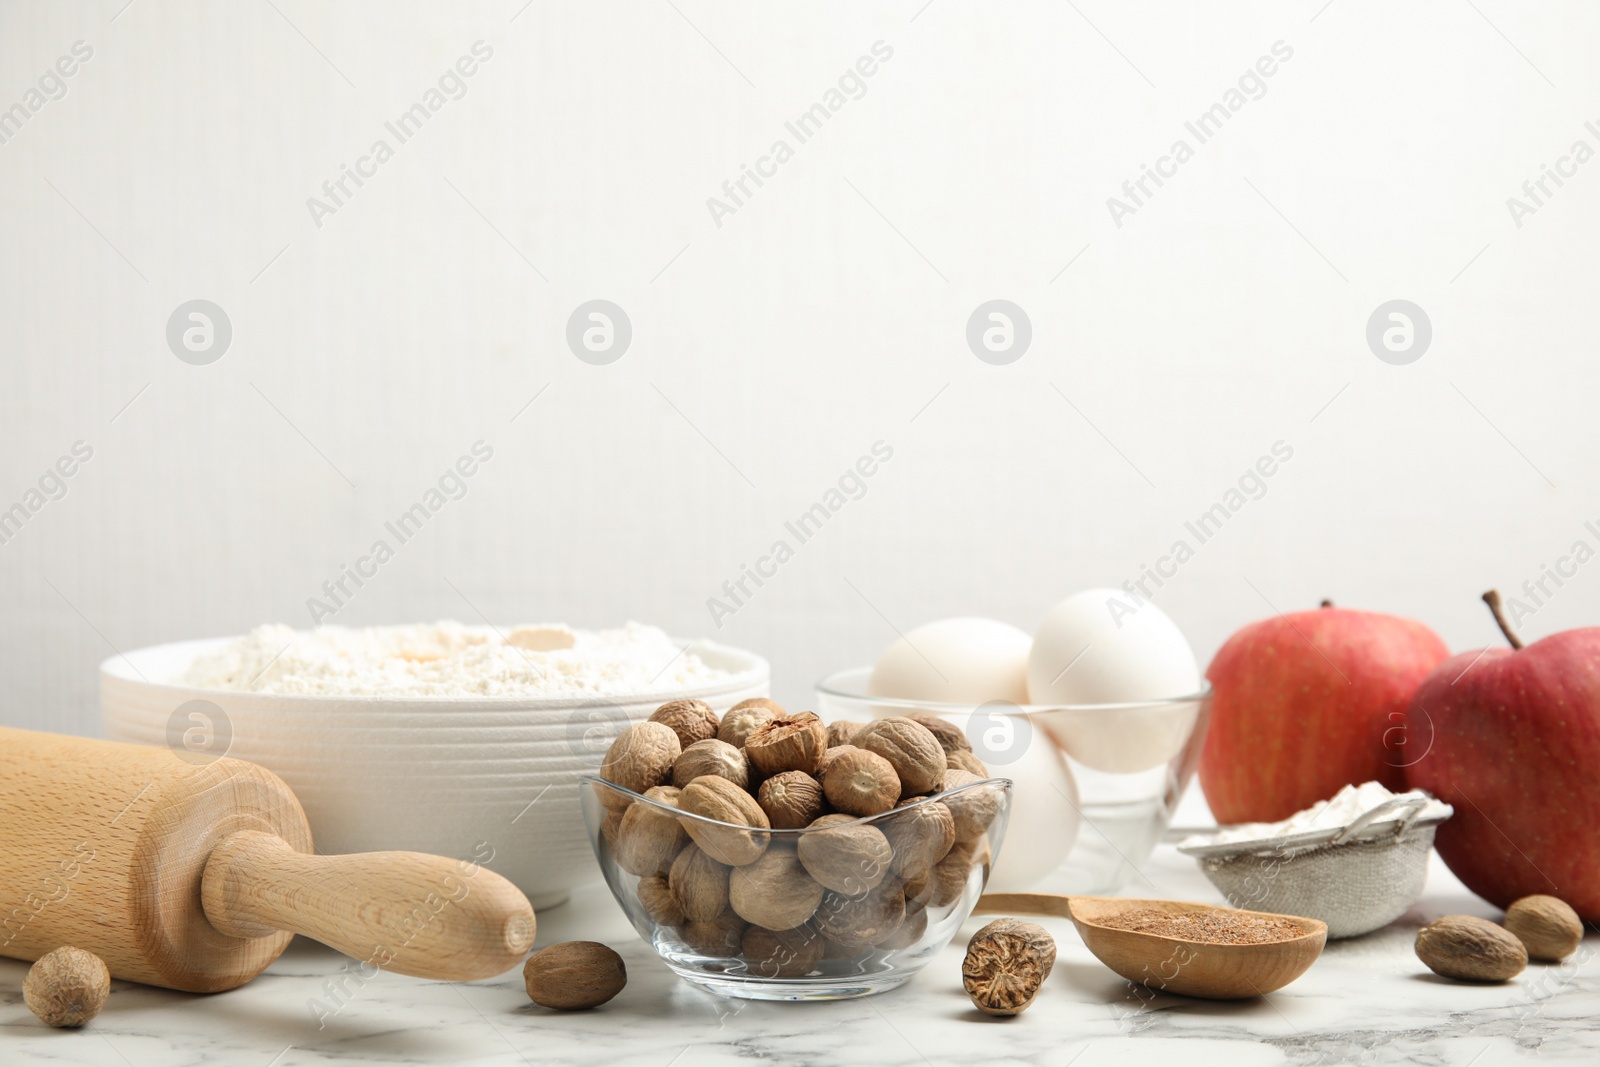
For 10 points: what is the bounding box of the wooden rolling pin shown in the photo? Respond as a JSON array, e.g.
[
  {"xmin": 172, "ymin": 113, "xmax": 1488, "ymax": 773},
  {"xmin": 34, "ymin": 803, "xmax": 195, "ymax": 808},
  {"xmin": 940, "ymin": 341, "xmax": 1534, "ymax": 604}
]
[{"xmin": 0, "ymin": 727, "xmax": 536, "ymax": 992}]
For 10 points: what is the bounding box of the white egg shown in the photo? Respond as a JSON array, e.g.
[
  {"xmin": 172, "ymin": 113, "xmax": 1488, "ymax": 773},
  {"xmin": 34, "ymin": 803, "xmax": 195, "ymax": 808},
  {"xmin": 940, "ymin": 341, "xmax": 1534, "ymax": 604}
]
[
  {"xmin": 1027, "ymin": 589, "xmax": 1200, "ymax": 706},
  {"xmin": 982, "ymin": 731, "xmax": 1080, "ymax": 891},
  {"xmin": 868, "ymin": 617, "xmax": 1030, "ymax": 704},
  {"xmin": 1027, "ymin": 589, "xmax": 1203, "ymax": 773},
  {"xmin": 1039, "ymin": 701, "xmax": 1201, "ymax": 775}
]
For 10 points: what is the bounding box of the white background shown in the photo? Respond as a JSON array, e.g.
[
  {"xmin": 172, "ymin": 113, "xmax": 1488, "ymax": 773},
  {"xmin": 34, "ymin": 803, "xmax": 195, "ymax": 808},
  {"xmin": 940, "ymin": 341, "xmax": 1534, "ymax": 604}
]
[{"xmin": 2, "ymin": 0, "xmax": 1598, "ymax": 735}]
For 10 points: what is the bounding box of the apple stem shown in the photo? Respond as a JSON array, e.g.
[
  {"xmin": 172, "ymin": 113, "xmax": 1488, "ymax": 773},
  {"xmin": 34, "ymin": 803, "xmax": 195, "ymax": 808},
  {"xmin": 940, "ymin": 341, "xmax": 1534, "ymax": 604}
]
[
  {"xmin": 1320, "ymin": 599, "xmax": 1334, "ymax": 608},
  {"xmin": 1482, "ymin": 589, "xmax": 1525, "ymax": 649}
]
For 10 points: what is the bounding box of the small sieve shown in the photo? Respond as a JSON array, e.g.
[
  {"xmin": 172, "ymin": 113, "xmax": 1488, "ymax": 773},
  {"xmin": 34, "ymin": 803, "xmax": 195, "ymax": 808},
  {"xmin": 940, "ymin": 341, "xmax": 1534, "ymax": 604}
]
[{"xmin": 1177, "ymin": 795, "xmax": 1453, "ymax": 939}]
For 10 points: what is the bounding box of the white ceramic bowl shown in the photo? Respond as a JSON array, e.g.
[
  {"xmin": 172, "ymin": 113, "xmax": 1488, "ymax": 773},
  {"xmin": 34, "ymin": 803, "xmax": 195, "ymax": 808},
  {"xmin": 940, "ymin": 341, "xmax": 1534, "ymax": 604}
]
[{"xmin": 101, "ymin": 636, "xmax": 769, "ymax": 909}]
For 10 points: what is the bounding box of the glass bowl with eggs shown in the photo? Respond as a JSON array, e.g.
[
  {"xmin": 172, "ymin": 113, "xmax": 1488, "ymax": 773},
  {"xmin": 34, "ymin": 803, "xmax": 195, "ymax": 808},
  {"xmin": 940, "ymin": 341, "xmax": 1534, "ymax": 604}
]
[{"xmin": 816, "ymin": 590, "xmax": 1212, "ymax": 895}]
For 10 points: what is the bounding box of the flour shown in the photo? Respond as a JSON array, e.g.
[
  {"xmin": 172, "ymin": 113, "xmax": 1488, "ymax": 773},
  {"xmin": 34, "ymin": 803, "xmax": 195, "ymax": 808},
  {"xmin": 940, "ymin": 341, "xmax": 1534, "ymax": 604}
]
[
  {"xmin": 1185, "ymin": 782, "xmax": 1452, "ymax": 848},
  {"xmin": 177, "ymin": 621, "xmax": 730, "ymax": 698}
]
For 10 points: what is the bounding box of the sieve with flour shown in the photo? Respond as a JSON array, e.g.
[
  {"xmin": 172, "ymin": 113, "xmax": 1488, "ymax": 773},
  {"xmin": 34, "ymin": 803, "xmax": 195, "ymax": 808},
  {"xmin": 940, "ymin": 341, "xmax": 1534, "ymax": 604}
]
[{"xmin": 1178, "ymin": 794, "xmax": 1453, "ymax": 939}]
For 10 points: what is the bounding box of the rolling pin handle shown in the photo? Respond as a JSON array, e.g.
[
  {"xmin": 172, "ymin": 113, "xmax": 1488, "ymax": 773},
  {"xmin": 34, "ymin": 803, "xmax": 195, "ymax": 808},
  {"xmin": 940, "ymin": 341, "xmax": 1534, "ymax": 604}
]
[{"xmin": 201, "ymin": 830, "xmax": 536, "ymax": 982}]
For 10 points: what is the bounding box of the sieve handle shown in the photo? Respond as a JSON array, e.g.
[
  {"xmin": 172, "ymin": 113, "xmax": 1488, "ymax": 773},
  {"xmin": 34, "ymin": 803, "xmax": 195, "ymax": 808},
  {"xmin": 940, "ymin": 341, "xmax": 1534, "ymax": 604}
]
[{"xmin": 1331, "ymin": 795, "xmax": 1430, "ymax": 845}]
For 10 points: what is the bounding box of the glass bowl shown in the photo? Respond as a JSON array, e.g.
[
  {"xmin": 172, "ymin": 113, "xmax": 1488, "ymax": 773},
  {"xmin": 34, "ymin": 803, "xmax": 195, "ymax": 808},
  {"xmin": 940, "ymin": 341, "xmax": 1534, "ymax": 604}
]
[
  {"xmin": 816, "ymin": 669, "xmax": 1211, "ymax": 895},
  {"xmin": 580, "ymin": 774, "xmax": 1013, "ymax": 1000}
]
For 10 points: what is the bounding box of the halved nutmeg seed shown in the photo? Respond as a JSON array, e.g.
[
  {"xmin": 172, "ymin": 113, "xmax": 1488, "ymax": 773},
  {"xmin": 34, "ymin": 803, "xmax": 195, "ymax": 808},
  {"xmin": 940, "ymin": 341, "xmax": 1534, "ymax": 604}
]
[
  {"xmin": 745, "ymin": 711, "xmax": 828, "ymax": 777},
  {"xmin": 962, "ymin": 919, "xmax": 1055, "ymax": 1016}
]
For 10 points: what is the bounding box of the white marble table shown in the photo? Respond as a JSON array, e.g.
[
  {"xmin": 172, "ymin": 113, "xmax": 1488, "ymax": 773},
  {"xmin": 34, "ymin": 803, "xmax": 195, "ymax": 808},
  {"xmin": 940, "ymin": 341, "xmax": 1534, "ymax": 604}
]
[{"xmin": 3, "ymin": 815, "xmax": 1595, "ymax": 1067}]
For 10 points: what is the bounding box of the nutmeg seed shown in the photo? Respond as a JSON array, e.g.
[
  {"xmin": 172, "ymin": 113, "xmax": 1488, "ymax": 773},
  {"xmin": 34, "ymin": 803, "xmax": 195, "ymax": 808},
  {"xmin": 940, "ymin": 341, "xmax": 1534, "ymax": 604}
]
[
  {"xmin": 1415, "ymin": 915, "xmax": 1527, "ymax": 982},
  {"xmin": 822, "ymin": 746, "xmax": 901, "ymax": 817},
  {"xmin": 853, "ymin": 717, "xmax": 946, "ymax": 795},
  {"xmin": 796, "ymin": 813, "xmax": 893, "ymax": 895},
  {"xmin": 678, "ymin": 776, "xmax": 771, "ymax": 866},
  {"xmin": 962, "ymin": 919, "xmax": 1055, "ymax": 1016},
  {"xmin": 681, "ymin": 911, "xmax": 748, "ymax": 956},
  {"xmin": 758, "ymin": 770, "xmax": 826, "ymax": 830},
  {"xmin": 904, "ymin": 712, "xmax": 972, "ymax": 755},
  {"xmin": 668, "ymin": 842, "xmax": 730, "ymax": 922},
  {"xmin": 729, "ymin": 845, "xmax": 825, "ymax": 930},
  {"xmin": 946, "ymin": 749, "xmax": 989, "ymax": 777},
  {"xmin": 878, "ymin": 897, "xmax": 929, "ymax": 951},
  {"xmin": 938, "ymin": 769, "xmax": 1003, "ymax": 842},
  {"xmin": 717, "ymin": 698, "xmax": 782, "ymax": 749},
  {"xmin": 601, "ymin": 808, "xmax": 624, "ymax": 852},
  {"xmin": 614, "ymin": 785, "xmax": 687, "ymax": 876},
  {"xmin": 598, "ymin": 721, "xmax": 681, "ymax": 809},
  {"xmin": 523, "ymin": 941, "xmax": 626, "ymax": 1010},
  {"xmin": 23, "ymin": 946, "xmax": 109, "ymax": 1028},
  {"xmin": 672, "ymin": 738, "xmax": 750, "ymax": 791},
  {"xmin": 908, "ymin": 835, "xmax": 987, "ymax": 907},
  {"xmin": 743, "ymin": 924, "xmax": 826, "ymax": 978},
  {"xmin": 813, "ymin": 882, "xmax": 906, "ymax": 949},
  {"xmin": 825, "ymin": 720, "xmax": 863, "ymax": 748},
  {"xmin": 636, "ymin": 874, "xmax": 685, "ymax": 927},
  {"xmin": 816, "ymin": 745, "xmax": 851, "ymax": 776},
  {"xmin": 882, "ymin": 796, "xmax": 956, "ymax": 876},
  {"xmin": 1503, "ymin": 895, "xmax": 1584, "ymax": 962},
  {"xmin": 649, "ymin": 698, "xmax": 720, "ymax": 749}
]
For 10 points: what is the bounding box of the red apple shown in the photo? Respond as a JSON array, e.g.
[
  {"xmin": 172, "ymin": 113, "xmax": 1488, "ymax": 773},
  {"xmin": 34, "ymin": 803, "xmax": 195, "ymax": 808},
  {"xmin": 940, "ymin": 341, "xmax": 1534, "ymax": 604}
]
[
  {"xmin": 1201, "ymin": 601, "xmax": 1449, "ymax": 824},
  {"xmin": 1404, "ymin": 591, "xmax": 1600, "ymax": 921}
]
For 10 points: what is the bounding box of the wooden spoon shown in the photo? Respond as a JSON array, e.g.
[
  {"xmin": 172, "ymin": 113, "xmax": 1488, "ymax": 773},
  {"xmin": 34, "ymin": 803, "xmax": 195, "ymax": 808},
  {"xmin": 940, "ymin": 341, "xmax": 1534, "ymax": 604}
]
[{"xmin": 976, "ymin": 892, "xmax": 1327, "ymax": 1000}]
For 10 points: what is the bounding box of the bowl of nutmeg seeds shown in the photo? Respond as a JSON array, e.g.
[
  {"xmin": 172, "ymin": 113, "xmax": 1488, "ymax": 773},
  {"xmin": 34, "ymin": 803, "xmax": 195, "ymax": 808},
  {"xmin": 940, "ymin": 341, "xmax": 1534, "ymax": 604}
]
[{"xmin": 580, "ymin": 699, "xmax": 1013, "ymax": 999}]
